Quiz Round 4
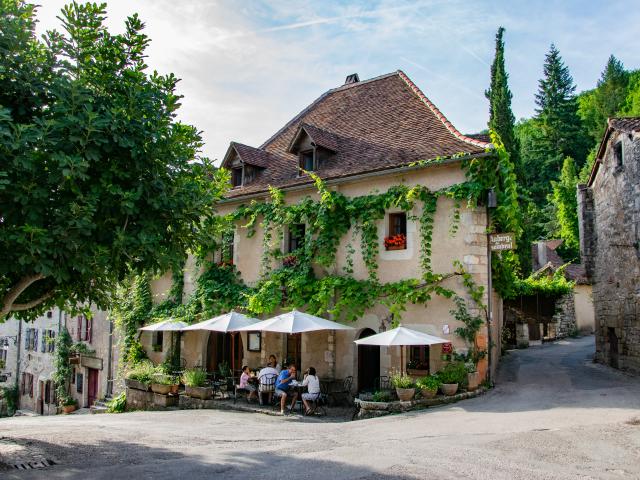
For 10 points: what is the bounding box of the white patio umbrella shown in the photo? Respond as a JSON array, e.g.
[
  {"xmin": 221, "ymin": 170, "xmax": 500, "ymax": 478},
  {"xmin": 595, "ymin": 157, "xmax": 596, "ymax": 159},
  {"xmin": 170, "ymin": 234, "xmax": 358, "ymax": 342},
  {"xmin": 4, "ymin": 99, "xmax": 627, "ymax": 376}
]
[
  {"xmin": 139, "ymin": 319, "xmax": 188, "ymax": 331},
  {"xmin": 354, "ymin": 326, "xmax": 449, "ymax": 374},
  {"xmin": 235, "ymin": 309, "xmax": 354, "ymax": 369},
  {"xmin": 182, "ymin": 311, "xmax": 260, "ymax": 373}
]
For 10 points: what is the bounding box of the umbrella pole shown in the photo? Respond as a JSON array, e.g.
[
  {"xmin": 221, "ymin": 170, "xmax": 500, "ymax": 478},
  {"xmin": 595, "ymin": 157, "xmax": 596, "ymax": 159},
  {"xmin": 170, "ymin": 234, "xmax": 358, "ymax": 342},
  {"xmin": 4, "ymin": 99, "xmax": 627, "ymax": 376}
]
[
  {"xmin": 231, "ymin": 332, "xmax": 235, "ymax": 376},
  {"xmin": 401, "ymin": 346, "xmax": 404, "ymax": 375}
]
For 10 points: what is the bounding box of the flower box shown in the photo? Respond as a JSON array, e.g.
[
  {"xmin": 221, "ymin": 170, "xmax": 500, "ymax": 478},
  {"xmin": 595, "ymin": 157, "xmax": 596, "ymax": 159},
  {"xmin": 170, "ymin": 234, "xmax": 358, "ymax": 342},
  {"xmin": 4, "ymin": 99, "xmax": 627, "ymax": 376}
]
[
  {"xmin": 384, "ymin": 233, "xmax": 407, "ymax": 250},
  {"xmin": 386, "ymin": 244, "xmax": 406, "ymax": 251},
  {"xmin": 151, "ymin": 383, "xmax": 172, "ymax": 395},
  {"xmin": 125, "ymin": 378, "xmax": 151, "ymax": 392}
]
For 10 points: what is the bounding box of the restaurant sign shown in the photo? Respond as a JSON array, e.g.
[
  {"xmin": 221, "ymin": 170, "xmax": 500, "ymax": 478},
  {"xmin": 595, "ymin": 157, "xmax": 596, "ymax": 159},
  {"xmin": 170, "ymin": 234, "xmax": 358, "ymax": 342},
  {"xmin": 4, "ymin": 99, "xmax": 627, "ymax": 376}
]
[{"xmin": 490, "ymin": 233, "xmax": 515, "ymax": 251}]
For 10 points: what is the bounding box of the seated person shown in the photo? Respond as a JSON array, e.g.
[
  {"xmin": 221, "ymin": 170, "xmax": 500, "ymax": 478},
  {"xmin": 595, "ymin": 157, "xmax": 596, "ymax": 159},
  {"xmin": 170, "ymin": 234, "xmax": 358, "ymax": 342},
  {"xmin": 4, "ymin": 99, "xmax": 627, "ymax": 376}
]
[
  {"xmin": 275, "ymin": 364, "xmax": 299, "ymax": 414},
  {"xmin": 238, "ymin": 365, "xmax": 257, "ymax": 402},
  {"xmin": 301, "ymin": 366, "xmax": 321, "ymax": 415},
  {"xmin": 268, "ymin": 354, "xmax": 282, "ymax": 373},
  {"xmin": 257, "ymin": 363, "xmax": 279, "ymax": 405}
]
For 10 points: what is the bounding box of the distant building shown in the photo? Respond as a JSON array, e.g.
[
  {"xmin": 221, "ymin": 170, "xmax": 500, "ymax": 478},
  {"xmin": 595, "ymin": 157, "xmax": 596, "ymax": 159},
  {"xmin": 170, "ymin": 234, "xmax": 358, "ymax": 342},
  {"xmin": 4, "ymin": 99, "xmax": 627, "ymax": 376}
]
[{"xmin": 578, "ymin": 117, "xmax": 640, "ymax": 372}]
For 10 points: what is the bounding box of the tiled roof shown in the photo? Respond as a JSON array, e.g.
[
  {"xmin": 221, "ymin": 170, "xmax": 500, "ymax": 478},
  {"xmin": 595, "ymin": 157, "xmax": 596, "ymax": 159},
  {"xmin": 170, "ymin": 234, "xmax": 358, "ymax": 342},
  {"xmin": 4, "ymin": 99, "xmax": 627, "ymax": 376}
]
[
  {"xmin": 225, "ymin": 71, "xmax": 491, "ymax": 199},
  {"xmin": 531, "ymin": 240, "xmax": 589, "ymax": 284},
  {"xmin": 609, "ymin": 117, "xmax": 640, "ymax": 133},
  {"xmin": 289, "ymin": 123, "xmax": 339, "ymax": 153},
  {"xmin": 224, "ymin": 142, "xmax": 282, "ymax": 168}
]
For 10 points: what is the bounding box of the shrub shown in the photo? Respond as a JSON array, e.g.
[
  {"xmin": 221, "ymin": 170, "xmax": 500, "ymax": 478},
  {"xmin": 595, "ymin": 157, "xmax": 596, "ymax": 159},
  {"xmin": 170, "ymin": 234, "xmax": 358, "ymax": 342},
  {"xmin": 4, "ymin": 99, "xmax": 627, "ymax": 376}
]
[
  {"xmin": 415, "ymin": 375, "xmax": 441, "ymax": 391},
  {"xmin": 437, "ymin": 362, "xmax": 467, "ymax": 385},
  {"xmin": 390, "ymin": 372, "xmax": 414, "ymax": 389},
  {"xmin": 106, "ymin": 391, "xmax": 127, "ymax": 413},
  {"xmin": 182, "ymin": 369, "xmax": 207, "ymax": 387},
  {"xmin": 126, "ymin": 361, "xmax": 156, "ymax": 385},
  {"xmin": 371, "ymin": 390, "xmax": 393, "ymax": 402}
]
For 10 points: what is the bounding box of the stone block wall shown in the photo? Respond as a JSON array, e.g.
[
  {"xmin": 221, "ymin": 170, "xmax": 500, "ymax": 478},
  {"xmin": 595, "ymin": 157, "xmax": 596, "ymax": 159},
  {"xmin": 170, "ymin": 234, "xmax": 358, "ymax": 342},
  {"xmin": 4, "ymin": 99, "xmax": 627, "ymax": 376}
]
[
  {"xmin": 553, "ymin": 293, "xmax": 577, "ymax": 339},
  {"xmin": 580, "ymin": 127, "xmax": 640, "ymax": 373}
]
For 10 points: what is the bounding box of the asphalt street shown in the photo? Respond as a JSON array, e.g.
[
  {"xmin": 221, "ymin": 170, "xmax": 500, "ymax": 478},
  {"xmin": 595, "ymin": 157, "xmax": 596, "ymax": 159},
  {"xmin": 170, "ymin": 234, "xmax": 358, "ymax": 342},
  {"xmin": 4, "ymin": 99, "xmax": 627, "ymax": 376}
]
[{"xmin": 1, "ymin": 335, "xmax": 640, "ymax": 479}]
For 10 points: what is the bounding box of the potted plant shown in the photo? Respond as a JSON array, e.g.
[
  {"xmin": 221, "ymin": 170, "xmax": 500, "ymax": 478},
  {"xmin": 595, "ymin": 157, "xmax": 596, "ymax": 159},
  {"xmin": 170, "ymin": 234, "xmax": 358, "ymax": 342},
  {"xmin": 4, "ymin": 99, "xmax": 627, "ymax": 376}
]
[
  {"xmin": 390, "ymin": 372, "xmax": 415, "ymax": 401},
  {"xmin": 124, "ymin": 361, "xmax": 155, "ymax": 391},
  {"xmin": 415, "ymin": 375, "xmax": 441, "ymax": 399},
  {"xmin": 465, "ymin": 361, "xmax": 480, "ymax": 391},
  {"xmin": 437, "ymin": 362, "xmax": 467, "ymax": 396},
  {"xmin": 183, "ymin": 369, "xmax": 213, "ymax": 400},
  {"xmin": 60, "ymin": 396, "xmax": 77, "ymax": 414},
  {"xmin": 384, "ymin": 233, "xmax": 407, "ymax": 251},
  {"xmin": 151, "ymin": 374, "xmax": 174, "ymax": 395}
]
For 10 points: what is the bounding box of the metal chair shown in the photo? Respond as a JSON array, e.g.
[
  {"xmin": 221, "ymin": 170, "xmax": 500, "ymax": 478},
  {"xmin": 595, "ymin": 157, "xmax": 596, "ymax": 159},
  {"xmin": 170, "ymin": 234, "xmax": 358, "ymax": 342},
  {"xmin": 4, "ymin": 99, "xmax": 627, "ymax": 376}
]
[
  {"xmin": 258, "ymin": 373, "xmax": 277, "ymax": 406},
  {"xmin": 374, "ymin": 376, "xmax": 392, "ymax": 392},
  {"xmin": 329, "ymin": 376, "xmax": 353, "ymax": 406},
  {"xmin": 305, "ymin": 391, "xmax": 327, "ymax": 416}
]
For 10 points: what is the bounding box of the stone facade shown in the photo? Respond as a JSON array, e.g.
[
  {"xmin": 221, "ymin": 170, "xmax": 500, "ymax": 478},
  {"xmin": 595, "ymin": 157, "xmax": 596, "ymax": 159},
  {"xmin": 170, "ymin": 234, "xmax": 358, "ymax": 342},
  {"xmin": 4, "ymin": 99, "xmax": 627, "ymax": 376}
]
[
  {"xmin": 552, "ymin": 293, "xmax": 577, "ymax": 339},
  {"xmin": 578, "ymin": 118, "xmax": 640, "ymax": 373}
]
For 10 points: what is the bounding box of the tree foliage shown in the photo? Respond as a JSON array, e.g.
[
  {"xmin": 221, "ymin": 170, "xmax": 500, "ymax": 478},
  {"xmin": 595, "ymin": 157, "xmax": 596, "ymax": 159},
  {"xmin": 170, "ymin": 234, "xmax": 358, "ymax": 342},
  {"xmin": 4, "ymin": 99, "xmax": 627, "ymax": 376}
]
[{"xmin": 0, "ymin": 1, "xmax": 228, "ymax": 319}]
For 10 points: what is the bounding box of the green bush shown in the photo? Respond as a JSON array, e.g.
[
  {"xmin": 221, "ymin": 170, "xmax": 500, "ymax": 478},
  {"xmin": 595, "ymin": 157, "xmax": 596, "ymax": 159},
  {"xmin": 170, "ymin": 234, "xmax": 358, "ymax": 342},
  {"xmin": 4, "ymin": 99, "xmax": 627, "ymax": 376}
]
[
  {"xmin": 437, "ymin": 362, "xmax": 467, "ymax": 385},
  {"xmin": 106, "ymin": 391, "xmax": 127, "ymax": 413},
  {"xmin": 371, "ymin": 390, "xmax": 393, "ymax": 402},
  {"xmin": 415, "ymin": 375, "xmax": 441, "ymax": 391},
  {"xmin": 390, "ymin": 372, "xmax": 414, "ymax": 389},
  {"xmin": 126, "ymin": 361, "xmax": 156, "ymax": 385},
  {"xmin": 182, "ymin": 369, "xmax": 207, "ymax": 387}
]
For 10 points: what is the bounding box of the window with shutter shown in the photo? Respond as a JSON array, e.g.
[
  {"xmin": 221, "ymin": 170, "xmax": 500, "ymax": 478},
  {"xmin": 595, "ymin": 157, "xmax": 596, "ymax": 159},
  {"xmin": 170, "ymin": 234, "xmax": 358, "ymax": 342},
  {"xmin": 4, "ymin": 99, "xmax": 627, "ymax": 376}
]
[
  {"xmin": 33, "ymin": 329, "xmax": 38, "ymax": 352},
  {"xmin": 49, "ymin": 331, "xmax": 56, "ymax": 353},
  {"xmin": 76, "ymin": 373, "xmax": 83, "ymax": 393},
  {"xmin": 77, "ymin": 316, "xmax": 82, "ymax": 342},
  {"xmin": 86, "ymin": 317, "xmax": 93, "ymax": 343},
  {"xmin": 41, "ymin": 329, "xmax": 46, "ymax": 353}
]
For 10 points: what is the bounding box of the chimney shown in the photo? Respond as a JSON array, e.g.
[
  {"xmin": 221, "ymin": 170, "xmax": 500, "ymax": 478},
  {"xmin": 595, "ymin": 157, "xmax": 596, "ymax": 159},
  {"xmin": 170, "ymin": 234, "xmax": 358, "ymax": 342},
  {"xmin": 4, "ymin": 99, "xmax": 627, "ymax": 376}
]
[{"xmin": 344, "ymin": 73, "xmax": 360, "ymax": 85}]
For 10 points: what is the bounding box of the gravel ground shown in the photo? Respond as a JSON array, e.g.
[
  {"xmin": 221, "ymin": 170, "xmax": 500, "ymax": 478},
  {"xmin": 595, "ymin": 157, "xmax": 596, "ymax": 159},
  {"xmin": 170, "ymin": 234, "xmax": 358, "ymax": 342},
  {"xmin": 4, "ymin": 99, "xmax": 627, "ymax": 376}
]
[{"xmin": 1, "ymin": 335, "xmax": 640, "ymax": 479}]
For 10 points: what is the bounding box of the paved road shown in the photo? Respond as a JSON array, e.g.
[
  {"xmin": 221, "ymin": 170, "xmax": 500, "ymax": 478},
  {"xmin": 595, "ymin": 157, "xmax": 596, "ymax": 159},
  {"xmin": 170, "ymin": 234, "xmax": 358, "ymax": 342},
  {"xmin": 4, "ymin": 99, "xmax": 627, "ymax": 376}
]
[{"xmin": 2, "ymin": 336, "xmax": 640, "ymax": 479}]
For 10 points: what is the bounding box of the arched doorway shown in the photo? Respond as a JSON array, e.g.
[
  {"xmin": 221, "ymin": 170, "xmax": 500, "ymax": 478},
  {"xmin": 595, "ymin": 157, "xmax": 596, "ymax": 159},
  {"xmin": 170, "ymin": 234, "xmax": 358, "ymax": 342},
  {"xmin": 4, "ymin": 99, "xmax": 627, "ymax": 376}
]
[
  {"xmin": 206, "ymin": 332, "xmax": 243, "ymax": 375},
  {"xmin": 357, "ymin": 328, "xmax": 379, "ymax": 392}
]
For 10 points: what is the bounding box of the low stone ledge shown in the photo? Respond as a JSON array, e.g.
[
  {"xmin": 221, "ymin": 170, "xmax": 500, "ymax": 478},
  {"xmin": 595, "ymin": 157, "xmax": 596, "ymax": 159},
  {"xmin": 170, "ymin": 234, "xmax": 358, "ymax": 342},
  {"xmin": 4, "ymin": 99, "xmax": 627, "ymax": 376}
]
[{"xmin": 355, "ymin": 387, "xmax": 486, "ymax": 419}]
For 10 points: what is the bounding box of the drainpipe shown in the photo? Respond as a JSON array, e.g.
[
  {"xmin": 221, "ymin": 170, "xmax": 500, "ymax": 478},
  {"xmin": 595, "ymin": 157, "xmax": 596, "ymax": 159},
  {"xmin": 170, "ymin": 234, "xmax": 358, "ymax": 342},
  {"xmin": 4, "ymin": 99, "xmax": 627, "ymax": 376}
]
[
  {"xmin": 106, "ymin": 317, "xmax": 114, "ymax": 397},
  {"xmin": 15, "ymin": 318, "xmax": 22, "ymax": 410}
]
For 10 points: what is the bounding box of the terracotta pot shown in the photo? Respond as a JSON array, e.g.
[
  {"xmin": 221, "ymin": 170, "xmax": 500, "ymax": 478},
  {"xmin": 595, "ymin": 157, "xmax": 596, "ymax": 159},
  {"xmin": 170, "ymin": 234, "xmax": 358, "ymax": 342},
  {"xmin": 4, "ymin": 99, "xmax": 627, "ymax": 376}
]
[
  {"xmin": 169, "ymin": 384, "xmax": 179, "ymax": 395},
  {"xmin": 420, "ymin": 387, "xmax": 437, "ymax": 399},
  {"xmin": 62, "ymin": 405, "xmax": 76, "ymax": 414},
  {"xmin": 467, "ymin": 372, "xmax": 480, "ymax": 391},
  {"xmin": 440, "ymin": 383, "xmax": 458, "ymax": 396},
  {"xmin": 185, "ymin": 385, "xmax": 214, "ymax": 400},
  {"xmin": 151, "ymin": 383, "xmax": 172, "ymax": 395},
  {"xmin": 395, "ymin": 387, "xmax": 416, "ymax": 401}
]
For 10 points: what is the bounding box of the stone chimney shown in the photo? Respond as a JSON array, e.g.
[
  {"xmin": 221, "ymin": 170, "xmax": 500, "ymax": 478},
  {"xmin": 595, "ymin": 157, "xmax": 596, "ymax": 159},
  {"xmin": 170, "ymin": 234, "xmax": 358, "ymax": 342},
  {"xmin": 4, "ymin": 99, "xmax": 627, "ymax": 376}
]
[{"xmin": 344, "ymin": 73, "xmax": 360, "ymax": 85}]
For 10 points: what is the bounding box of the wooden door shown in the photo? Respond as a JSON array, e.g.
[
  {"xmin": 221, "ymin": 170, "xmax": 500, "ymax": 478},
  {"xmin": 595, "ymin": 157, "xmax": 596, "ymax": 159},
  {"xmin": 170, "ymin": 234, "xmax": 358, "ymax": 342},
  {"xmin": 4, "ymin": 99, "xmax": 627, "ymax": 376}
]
[
  {"xmin": 286, "ymin": 334, "xmax": 301, "ymax": 371},
  {"xmin": 207, "ymin": 333, "xmax": 242, "ymax": 375},
  {"xmin": 357, "ymin": 328, "xmax": 379, "ymax": 392},
  {"xmin": 87, "ymin": 368, "xmax": 99, "ymax": 407}
]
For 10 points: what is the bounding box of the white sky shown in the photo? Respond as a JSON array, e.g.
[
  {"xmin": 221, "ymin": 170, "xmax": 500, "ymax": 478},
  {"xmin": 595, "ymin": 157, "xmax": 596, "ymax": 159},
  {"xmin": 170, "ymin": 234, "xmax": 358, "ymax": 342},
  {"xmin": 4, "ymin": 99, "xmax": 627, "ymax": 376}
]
[{"xmin": 34, "ymin": 1, "xmax": 640, "ymax": 163}]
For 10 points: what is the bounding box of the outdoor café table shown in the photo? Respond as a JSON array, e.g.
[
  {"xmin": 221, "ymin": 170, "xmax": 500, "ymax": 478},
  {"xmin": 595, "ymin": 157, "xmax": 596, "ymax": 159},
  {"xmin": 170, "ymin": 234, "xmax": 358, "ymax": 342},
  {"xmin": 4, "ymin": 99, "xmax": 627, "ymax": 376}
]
[{"xmin": 289, "ymin": 381, "xmax": 307, "ymax": 414}]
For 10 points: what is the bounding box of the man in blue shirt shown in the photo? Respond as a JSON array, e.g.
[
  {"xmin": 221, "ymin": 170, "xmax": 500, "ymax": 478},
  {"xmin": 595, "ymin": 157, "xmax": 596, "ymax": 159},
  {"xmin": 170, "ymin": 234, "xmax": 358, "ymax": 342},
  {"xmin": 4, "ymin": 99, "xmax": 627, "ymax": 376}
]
[{"xmin": 275, "ymin": 364, "xmax": 299, "ymax": 414}]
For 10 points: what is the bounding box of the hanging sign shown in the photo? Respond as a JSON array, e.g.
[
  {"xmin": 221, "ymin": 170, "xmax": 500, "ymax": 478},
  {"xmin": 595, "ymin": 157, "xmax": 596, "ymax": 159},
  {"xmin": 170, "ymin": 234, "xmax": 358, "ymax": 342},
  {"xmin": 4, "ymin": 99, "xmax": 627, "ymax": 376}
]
[{"xmin": 490, "ymin": 233, "xmax": 515, "ymax": 251}]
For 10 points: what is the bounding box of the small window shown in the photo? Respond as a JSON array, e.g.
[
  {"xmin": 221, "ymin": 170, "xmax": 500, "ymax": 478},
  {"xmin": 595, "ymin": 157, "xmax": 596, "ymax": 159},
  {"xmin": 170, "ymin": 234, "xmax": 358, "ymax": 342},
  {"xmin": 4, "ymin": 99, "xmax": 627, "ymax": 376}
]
[
  {"xmin": 46, "ymin": 311, "xmax": 53, "ymax": 318},
  {"xmin": 385, "ymin": 212, "xmax": 407, "ymax": 250},
  {"xmin": 287, "ymin": 224, "xmax": 306, "ymax": 253},
  {"xmin": 408, "ymin": 345, "xmax": 429, "ymax": 370},
  {"xmin": 231, "ymin": 167, "xmax": 243, "ymax": 187},
  {"xmin": 299, "ymin": 150, "xmax": 315, "ymax": 172},
  {"xmin": 76, "ymin": 373, "xmax": 83, "ymax": 393},
  {"xmin": 152, "ymin": 331, "xmax": 164, "ymax": 352},
  {"xmin": 613, "ymin": 141, "xmax": 623, "ymax": 168}
]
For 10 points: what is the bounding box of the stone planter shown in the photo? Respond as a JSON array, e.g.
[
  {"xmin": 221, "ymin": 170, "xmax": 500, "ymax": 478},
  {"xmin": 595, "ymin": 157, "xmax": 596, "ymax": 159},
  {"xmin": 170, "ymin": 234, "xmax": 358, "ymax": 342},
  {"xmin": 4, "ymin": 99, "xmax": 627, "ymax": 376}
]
[
  {"xmin": 185, "ymin": 385, "xmax": 214, "ymax": 400},
  {"xmin": 125, "ymin": 378, "xmax": 150, "ymax": 391},
  {"xmin": 151, "ymin": 383, "xmax": 172, "ymax": 395},
  {"xmin": 395, "ymin": 387, "xmax": 415, "ymax": 401},
  {"xmin": 357, "ymin": 400, "xmax": 389, "ymax": 411},
  {"xmin": 420, "ymin": 387, "xmax": 437, "ymax": 399},
  {"xmin": 62, "ymin": 404, "xmax": 76, "ymax": 414},
  {"xmin": 440, "ymin": 383, "xmax": 459, "ymax": 396},
  {"xmin": 467, "ymin": 372, "xmax": 480, "ymax": 391}
]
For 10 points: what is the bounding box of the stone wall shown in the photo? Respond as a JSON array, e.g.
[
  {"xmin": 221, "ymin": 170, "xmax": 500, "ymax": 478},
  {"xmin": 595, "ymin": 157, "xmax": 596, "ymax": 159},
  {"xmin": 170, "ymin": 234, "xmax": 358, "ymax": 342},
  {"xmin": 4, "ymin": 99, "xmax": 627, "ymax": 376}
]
[
  {"xmin": 553, "ymin": 293, "xmax": 577, "ymax": 339},
  {"xmin": 579, "ymin": 126, "xmax": 640, "ymax": 373}
]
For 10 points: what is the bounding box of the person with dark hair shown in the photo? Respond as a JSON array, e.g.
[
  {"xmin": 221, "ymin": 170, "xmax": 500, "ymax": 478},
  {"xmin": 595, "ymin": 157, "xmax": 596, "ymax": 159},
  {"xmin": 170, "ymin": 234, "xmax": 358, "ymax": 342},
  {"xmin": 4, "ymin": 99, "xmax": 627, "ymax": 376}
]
[
  {"xmin": 301, "ymin": 366, "xmax": 321, "ymax": 415},
  {"xmin": 275, "ymin": 364, "xmax": 298, "ymax": 414},
  {"xmin": 269, "ymin": 354, "xmax": 282, "ymax": 373},
  {"xmin": 238, "ymin": 365, "xmax": 257, "ymax": 402}
]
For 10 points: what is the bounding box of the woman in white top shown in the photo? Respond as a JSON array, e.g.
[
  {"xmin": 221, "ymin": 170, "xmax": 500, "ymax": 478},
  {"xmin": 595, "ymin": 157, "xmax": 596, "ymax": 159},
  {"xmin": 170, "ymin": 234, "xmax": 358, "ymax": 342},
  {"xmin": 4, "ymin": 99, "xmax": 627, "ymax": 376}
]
[{"xmin": 301, "ymin": 366, "xmax": 321, "ymax": 415}]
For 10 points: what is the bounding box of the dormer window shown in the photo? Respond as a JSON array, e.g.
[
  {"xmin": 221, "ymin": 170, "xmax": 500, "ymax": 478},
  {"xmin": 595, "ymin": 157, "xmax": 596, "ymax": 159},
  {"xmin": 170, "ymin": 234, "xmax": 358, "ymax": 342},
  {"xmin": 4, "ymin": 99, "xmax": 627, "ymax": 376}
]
[
  {"xmin": 300, "ymin": 150, "xmax": 315, "ymax": 172},
  {"xmin": 231, "ymin": 167, "xmax": 243, "ymax": 187}
]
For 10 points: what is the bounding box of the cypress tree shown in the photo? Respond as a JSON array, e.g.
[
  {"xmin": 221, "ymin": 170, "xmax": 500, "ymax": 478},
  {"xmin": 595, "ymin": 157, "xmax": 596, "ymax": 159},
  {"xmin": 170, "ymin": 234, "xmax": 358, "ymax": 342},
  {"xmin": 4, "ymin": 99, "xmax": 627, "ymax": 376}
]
[
  {"xmin": 485, "ymin": 27, "xmax": 519, "ymax": 171},
  {"xmin": 549, "ymin": 157, "xmax": 580, "ymax": 259}
]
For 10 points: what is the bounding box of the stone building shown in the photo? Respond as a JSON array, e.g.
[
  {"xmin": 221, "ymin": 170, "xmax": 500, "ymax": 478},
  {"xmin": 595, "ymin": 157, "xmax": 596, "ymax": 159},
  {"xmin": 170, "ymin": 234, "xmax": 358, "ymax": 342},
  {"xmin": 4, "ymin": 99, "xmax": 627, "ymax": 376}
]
[
  {"xmin": 144, "ymin": 71, "xmax": 504, "ymax": 389},
  {"xmin": 578, "ymin": 117, "xmax": 640, "ymax": 372}
]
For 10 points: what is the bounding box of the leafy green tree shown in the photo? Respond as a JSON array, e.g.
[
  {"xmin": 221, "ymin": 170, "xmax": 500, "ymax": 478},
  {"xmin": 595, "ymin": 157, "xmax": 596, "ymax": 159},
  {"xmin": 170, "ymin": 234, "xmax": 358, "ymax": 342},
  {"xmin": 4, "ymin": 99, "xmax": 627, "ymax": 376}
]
[
  {"xmin": 621, "ymin": 70, "xmax": 640, "ymax": 116},
  {"xmin": 485, "ymin": 27, "xmax": 519, "ymax": 170},
  {"xmin": 579, "ymin": 55, "xmax": 629, "ymax": 144},
  {"xmin": 549, "ymin": 157, "xmax": 580, "ymax": 259},
  {"xmin": 0, "ymin": 1, "xmax": 228, "ymax": 319}
]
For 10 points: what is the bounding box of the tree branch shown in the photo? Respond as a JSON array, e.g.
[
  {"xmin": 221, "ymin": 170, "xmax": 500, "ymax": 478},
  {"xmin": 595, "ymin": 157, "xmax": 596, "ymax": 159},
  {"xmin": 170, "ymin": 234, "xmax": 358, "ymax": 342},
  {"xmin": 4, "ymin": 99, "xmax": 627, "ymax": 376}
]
[
  {"xmin": 10, "ymin": 291, "xmax": 55, "ymax": 312},
  {"xmin": 1, "ymin": 273, "xmax": 47, "ymax": 317}
]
